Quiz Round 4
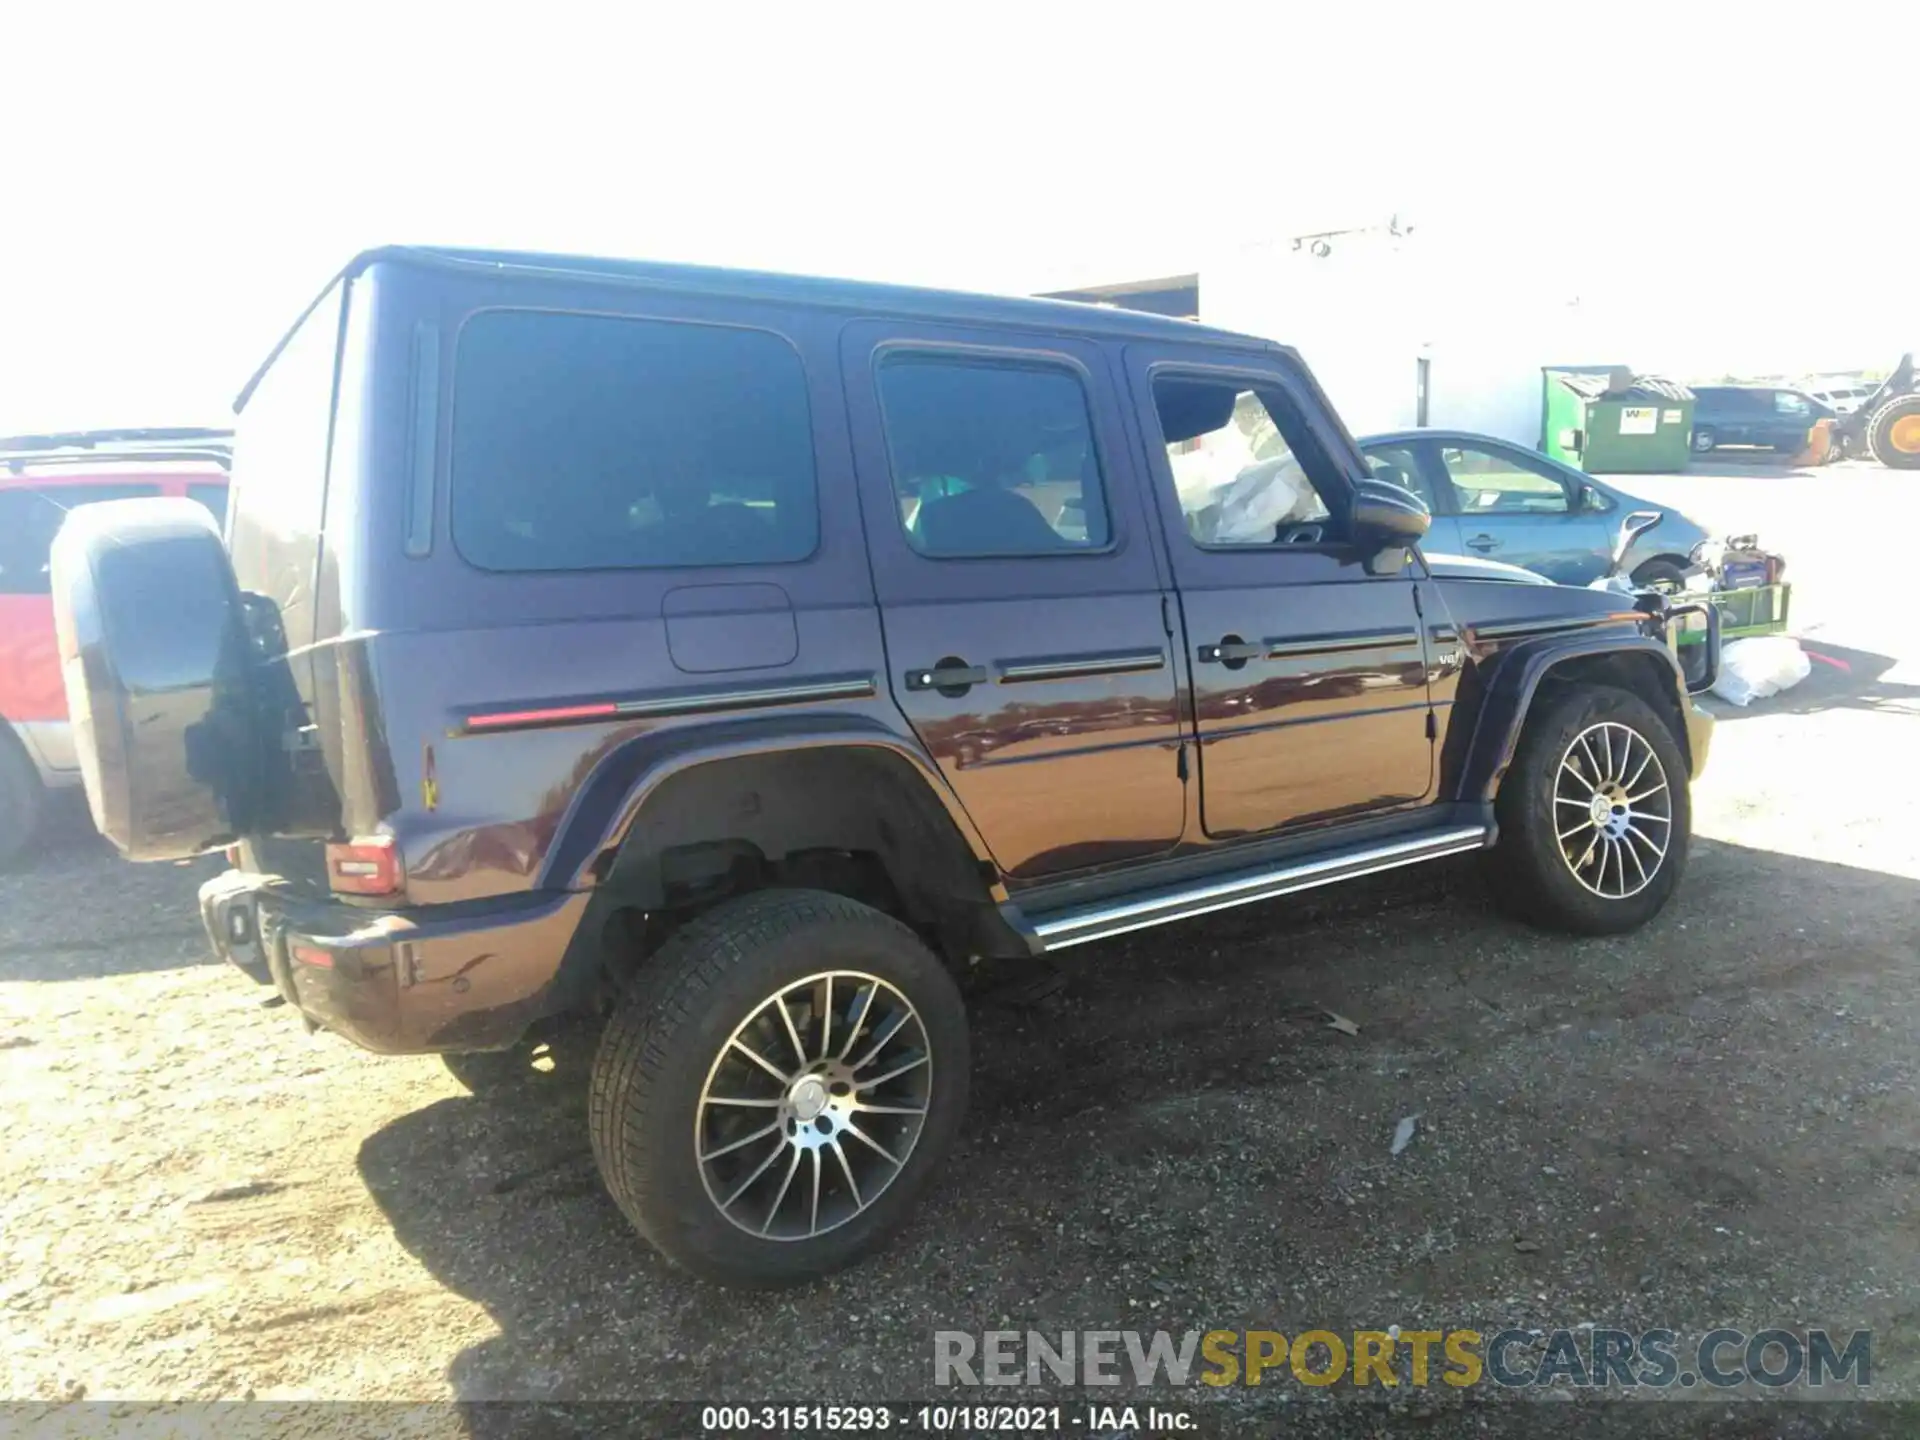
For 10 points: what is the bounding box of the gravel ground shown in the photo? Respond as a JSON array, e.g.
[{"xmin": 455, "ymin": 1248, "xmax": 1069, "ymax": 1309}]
[{"xmin": 3, "ymin": 466, "xmax": 1917, "ymax": 1438}]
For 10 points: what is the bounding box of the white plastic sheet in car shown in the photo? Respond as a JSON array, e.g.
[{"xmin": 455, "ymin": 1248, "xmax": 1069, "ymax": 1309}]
[
  {"xmin": 1172, "ymin": 450, "xmax": 1320, "ymax": 544},
  {"xmin": 1710, "ymin": 635, "xmax": 1811, "ymax": 707}
]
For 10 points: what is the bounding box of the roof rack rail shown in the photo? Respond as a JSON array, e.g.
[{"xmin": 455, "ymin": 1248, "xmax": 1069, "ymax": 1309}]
[
  {"xmin": 1, "ymin": 427, "xmax": 234, "ymax": 476},
  {"xmin": 0, "ymin": 426, "xmax": 235, "ymax": 455}
]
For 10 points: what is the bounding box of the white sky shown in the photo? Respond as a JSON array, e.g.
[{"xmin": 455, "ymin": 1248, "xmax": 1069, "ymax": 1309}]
[{"xmin": 3, "ymin": 1, "xmax": 1914, "ymax": 434}]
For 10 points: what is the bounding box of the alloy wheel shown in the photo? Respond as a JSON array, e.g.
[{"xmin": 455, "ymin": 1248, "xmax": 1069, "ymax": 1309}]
[
  {"xmin": 1552, "ymin": 721, "xmax": 1673, "ymax": 899},
  {"xmin": 695, "ymin": 971, "xmax": 932, "ymax": 1240}
]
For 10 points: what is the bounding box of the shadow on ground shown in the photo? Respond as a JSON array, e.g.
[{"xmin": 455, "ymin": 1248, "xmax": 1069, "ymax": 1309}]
[{"xmin": 356, "ymin": 839, "xmax": 1920, "ymax": 1428}]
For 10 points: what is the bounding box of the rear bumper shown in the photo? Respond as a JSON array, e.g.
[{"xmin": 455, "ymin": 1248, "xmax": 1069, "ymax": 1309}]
[{"xmin": 197, "ymin": 870, "xmax": 591, "ymax": 1054}]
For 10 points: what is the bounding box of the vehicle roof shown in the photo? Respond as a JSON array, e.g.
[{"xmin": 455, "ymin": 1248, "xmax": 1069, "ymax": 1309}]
[
  {"xmin": 371, "ymin": 245, "xmax": 1275, "ymax": 348},
  {"xmin": 1359, "ymin": 428, "xmax": 1558, "ymax": 451},
  {"xmin": 241, "ymin": 245, "xmax": 1285, "ymax": 414}
]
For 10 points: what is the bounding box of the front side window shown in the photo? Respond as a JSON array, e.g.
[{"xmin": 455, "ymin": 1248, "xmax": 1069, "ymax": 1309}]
[
  {"xmin": 0, "ymin": 484, "xmax": 161, "ymax": 595},
  {"xmin": 1153, "ymin": 378, "xmax": 1335, "ymax": 546},
  {"xmin": 1439, "ymin": 444, "xmax": 1570, "ymax": 516},
  {"xmin": 877, "ymin": 356, "xmax": 1110, "ymax": 557},
  {"xmin": 451, "ymin": 311, "xmax": 817, "ymax": 572}
]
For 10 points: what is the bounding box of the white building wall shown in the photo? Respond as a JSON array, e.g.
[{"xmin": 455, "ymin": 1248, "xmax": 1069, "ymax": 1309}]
[{"xmin": 1197, "ymin": 225, "xmax": 1629, "ymax": 448}]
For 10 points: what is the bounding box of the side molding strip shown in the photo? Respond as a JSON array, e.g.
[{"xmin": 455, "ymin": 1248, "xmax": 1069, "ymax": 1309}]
[
  {"xmin": 1030, "ymin": 825, "xmax": 1490, "ymax": 950},
  {"xmin": 459, "ymin": 674, "xmax": 878, "ymax": 735}
]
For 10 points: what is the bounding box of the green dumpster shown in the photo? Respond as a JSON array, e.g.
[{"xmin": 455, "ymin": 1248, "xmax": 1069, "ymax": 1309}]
[{"xmin": 1541, "ymin": 366, "xmax": 1695, "ymax": 474}]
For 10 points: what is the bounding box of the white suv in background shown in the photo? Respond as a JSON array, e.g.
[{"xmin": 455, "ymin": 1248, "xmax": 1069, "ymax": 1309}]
[{"xmin": 1801, "ymin": 379, "xmax": 1874, "ymax": 414}]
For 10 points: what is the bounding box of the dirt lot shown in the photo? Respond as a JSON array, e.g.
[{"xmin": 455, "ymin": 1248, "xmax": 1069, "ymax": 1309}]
[{"xmin": 3, "ymin": 464, "xmax": 1918, "ymax": 1434}]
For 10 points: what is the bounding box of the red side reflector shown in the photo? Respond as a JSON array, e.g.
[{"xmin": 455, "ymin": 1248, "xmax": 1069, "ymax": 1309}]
[
  {"xmin": 224, "ymin": 844, "xmax": 242, "ymax": 868},
  {"xmin": 466, "ymin": 702, "xmax": 619, "ymax": 731},
  {"xmin": 290, "ymin": 944, "xmax": 335, "ymax": 969},
  {"xmin": 325, "ymin": 836, "xmax": 403, "ymax": 897}
]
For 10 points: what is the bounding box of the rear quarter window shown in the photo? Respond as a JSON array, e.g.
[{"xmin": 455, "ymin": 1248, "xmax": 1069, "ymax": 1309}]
[{"xmin": 449, "ymin": 310, "xmax": 818, "ymax": 572}]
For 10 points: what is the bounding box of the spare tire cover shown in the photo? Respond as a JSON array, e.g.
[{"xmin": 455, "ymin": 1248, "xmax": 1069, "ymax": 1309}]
[{"xmin": 49, "ymin": 497, "xmax": 261, "ymax": 860}]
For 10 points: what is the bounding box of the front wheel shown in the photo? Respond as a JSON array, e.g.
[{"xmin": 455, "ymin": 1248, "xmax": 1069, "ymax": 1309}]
[
  {"xmin": 1690, "ymin": 426, "xmax": 1717, "ymax": 454},
  {"xmin": 1488, "ymin": 684, "xmax": 1690, "ymax": 935},
  {"xmin": 588, "ymin": 889, "xmax": 969, "ymax": 1287}
]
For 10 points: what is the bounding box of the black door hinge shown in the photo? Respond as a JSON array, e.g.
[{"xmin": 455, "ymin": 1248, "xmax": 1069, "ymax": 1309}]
[
  {"xmin": 1425, "ymin": 711, "xmax": 1438, "ymax": 741},
  {"xmin": 1176, "ymin": 744, "xmax": 1188, "ymax": 781},
  {"xmin": 1160, "ymin": 593, "xmax": 1176, "ymax": 638},
  {"xmin": 1411, "ymin": 584, "xmax": 1425, "ymax": 617}
]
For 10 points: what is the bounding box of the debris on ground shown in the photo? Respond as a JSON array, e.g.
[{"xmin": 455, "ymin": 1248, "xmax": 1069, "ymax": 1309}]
[
  {"xmin": 1324, "ymin": 1011, "xmax": 1361, "ymax": 1037},
  {"xmin": 1390, "ymin": 1115, "xmax": 1419, "ymax": 1155},
  {"xmin": 1712, "ymin": 635, "xmax": 1812, "ymax": 706}
]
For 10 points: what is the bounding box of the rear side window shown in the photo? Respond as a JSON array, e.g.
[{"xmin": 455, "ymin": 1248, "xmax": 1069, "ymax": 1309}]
[
  {"xmin": 450, "ymin": 311, "xmax": 817, "ymax": 572},
  {"xmin": 876, "ymin": 356, "xmax": 1111, "ymax": 556},
  {"xmin": 0, "ymin": 484, "xmax": 161, "ymax": 594}
]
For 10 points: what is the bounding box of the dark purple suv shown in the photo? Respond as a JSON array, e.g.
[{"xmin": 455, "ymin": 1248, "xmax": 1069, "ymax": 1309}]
[{"xmin": 51, "ymin": 247, "xmax": 1717, "ymax": 1286}]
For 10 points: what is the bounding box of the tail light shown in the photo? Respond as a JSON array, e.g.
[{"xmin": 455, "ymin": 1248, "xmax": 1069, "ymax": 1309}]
[{"xmin": 325, "ymin": 835, "xmax": 403, "ymax": 897}]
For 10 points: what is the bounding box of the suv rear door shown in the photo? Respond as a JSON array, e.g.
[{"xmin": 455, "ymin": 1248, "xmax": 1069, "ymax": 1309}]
[
  {"xmin": 842, "ymin": 320, "xmax": 1184, "ymax": 880},
  {"xmin": 1123, "ymin": 343, "xmax": 1435, "ymax": 839}
]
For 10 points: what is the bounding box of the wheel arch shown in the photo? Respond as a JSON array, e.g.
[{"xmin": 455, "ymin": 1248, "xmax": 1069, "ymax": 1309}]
[
  {"xmin": 1453, "ymin": 631, "xmax": 1693, "ymax": 805},
  {"xmin": 540, "ymin": 716, "xmax": 1023, "ymax": 972}
]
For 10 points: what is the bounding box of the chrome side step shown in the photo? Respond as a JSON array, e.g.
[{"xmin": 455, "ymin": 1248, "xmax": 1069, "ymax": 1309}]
[{"xmin": 1030, "ymin": 825, "xmax": 1491, "ymax": 952}]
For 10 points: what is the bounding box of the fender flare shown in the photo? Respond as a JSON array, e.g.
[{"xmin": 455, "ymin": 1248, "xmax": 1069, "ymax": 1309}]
[
  {"xmin": 536, "ymin": 710, "xmax": 997, "ymax": 895},
  {"xmin": 1454, "ymin": 630, "xmax": 1689, "ymax": 805}
]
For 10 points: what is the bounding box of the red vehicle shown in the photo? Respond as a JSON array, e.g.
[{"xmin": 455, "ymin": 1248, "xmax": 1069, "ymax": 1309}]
[{"xmin": 0, "ymin": 429, "xmax": 230, "ymax": 864}]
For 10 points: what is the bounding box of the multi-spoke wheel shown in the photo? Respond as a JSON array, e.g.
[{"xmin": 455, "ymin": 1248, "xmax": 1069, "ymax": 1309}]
[
  {"xmin": 697, "ymin": 971, "xmax": 932, "ymax": 1240},
  {"xmin": 588, "ymin": 889, "xmax": 969, "ymax": 1287},
  {"xmin": 1552, "ymin": 721, "xmax": 1672, "ymax": 899},
  {"xmin": 1491, "ymin": 684, "xmax": 1692, "ymax": 935}
]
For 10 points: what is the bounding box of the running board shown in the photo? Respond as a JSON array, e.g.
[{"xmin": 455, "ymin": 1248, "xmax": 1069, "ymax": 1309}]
[{"xmin": 1028, "ymin": 825, "xmax": 1491, "ymax": 952}]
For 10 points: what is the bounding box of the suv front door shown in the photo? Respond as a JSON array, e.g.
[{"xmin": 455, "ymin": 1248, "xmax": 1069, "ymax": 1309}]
[
  {"xmin": 843, "ymin": 321, "xmax": 1185, "ymax": 879},
  {"xmin": 1125, "ymin": 346, "xmax": 1434, "ymax": 839}
]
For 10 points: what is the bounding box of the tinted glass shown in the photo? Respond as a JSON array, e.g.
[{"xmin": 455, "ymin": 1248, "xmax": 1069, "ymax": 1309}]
[
  {"xmin": 1773, "ymin": 391, "xmax": 1812, "ymax": 416},
  {"xmin": 0, "ymin": 484, "xmax": 161, "ymax": 595},
  {"xmin": 1154, "ymin": 379, "xmax": 1335, "ymax": 546},
  {"xmin": 878, "ymin": 357, "xmax": 1109, "ymax": 556},
  {"xmin": 452, "ymin": 311, "xmax": 817, "ymax": 572},
  {"xmin": 1439, "ymin": 445, "xmax": 1570, "ymax": 515},
  {"xmin": 187, "ymin": 483, "xmax": 228, "ymax": 531}
]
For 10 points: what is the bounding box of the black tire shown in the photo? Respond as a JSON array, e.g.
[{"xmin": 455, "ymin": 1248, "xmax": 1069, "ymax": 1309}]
[
  {"xmin": 1629, "ymin": 559, "xmax": 1689, "ymax": 595},
  {"xmin": 1867, "ymin": 394, "xmax": 1920, "ymax": 470},
  {"xmin": 0, "ymin": 731, "xmax": 46, "ymax": 870},
  {"xmin": 1488, "ymin": 684, "xmax": 1691, "ymax": 936},
  {"xmin": 1690, "ymin": 426, "xmax": 1716, "ymax": 454},
  {"xmin": 588, "ymin": 888, "xmax": 969, "ymax": 1288}
]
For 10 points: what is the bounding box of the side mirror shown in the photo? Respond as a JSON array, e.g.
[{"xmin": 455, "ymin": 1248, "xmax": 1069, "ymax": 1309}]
[
  {"xmin": 1581, "ymin": 482, "xmax": 1610, "ymax": 512},
  {"xmin": 1610, "ymin": 508, "xmax": 1664, "ymax": 571},
  {"xmin": 1351, "ymin": 478, "xmax": 1430, "ymax": 576},
  {"xmin": 1351, "ymin": 477, "xmax": 1431, "ymax": 545}
]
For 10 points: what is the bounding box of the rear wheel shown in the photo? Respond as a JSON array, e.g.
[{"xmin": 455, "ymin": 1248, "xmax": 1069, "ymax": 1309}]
[
  {"xmin": 0, "ymin": 732, "xmax": 45, "ymax": 870},
  {"xmin": 1867, "ymin": 395, "xmax": 1920, "ymax": 470},
  {"xmin": 1489, "ymin": 684, "xmax": 1690, "ymax": 935},
  {"xmin": 1690, "ymin": 426, "xmax": 1717, "ymax": 454},
  {"xmin": 588, "ymin": 888, "xmax": 969, "ymax": 1287}
]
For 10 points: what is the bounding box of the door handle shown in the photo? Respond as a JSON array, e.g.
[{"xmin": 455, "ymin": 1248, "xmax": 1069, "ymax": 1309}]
[
  {"xmin": 1197, "ymin": 637, "xmax": 1266, "ymax": 666},
  {"xmin": 905, "ymin": 660, "xmax": 989, "ymax": 695},
  {"xmin": 1466, "ymin": 534, "xmax": 1501, "ymax": 552}
]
